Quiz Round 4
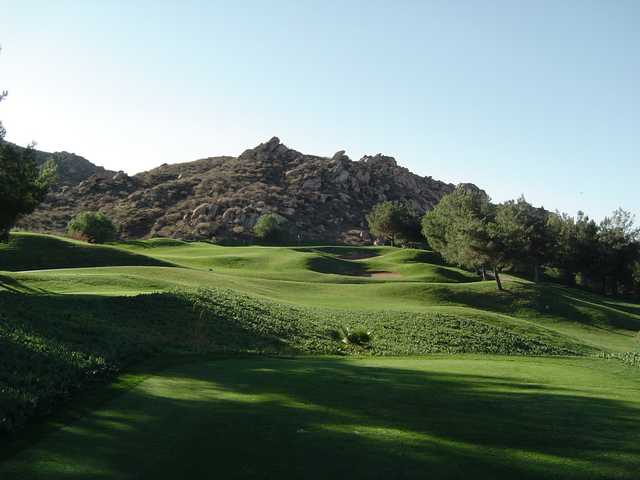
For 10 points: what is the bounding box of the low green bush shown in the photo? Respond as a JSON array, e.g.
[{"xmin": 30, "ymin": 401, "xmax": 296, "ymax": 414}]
[
  {"xmin": 253, "ymin": 213, "xmax": 288, "ymax": 243},
  {"xmin": 336, "ymin": 326, "xmax": 372, "ymax": 346},
  {"xmin": 67, "ymin": 211, "xmax": 117, "ymax": 244}
]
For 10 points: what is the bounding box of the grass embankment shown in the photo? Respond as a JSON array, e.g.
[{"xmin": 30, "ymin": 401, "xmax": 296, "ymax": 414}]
[
  {"xmin": 0, "ymin": 287, "xmax": 584, "ymax": 435},
  {"xmin": 2, "ymin": 356, "xmax": 639, "ymax": 479}
]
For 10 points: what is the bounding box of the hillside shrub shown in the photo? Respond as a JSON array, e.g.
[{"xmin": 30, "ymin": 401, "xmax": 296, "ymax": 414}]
[
  {"xmin": 67, "ymin": 211, "xmax": 117, "ymax": 243},
  {"xmin": 253, "ymin": 213, "xmax": 288, "ymax": 243},
  {"xmin": 336, "ymin": 326, "xmax": 372, "ymax": 346}
]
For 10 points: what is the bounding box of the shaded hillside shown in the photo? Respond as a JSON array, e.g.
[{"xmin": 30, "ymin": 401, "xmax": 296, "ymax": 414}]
[{"xmin": 18, "ymin": 137, "xmax": 466, "ymax": 242}]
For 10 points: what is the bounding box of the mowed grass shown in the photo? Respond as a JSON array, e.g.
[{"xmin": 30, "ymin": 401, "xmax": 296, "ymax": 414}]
[
  {"xmin": 3, "ymin": 233, "xmax": 639, "ymax": 353},
  {"xmin": 1, "ymin": 233, "xmax": 640, "ymax": 479},
  {"xmin": 1, "ymin": 356, "xmax": 639, "ymax": 480}
]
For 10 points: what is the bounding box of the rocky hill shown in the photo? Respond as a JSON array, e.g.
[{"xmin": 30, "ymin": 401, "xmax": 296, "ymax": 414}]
[
  {"xmin": 18, "ymin": 137, "xmax": 465, "ymax": 243},
  {"xmin": 9, "ymin": 143, "xmax": 115, "ymax": 187}
]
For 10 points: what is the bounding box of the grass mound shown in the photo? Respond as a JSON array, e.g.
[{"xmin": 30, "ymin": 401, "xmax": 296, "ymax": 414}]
[
  {"xmin": 0, "ymin": 285, "xmax": 586, "ymax": 434},
  {"xmin": 0, "ymin": 233, "xmax": 171, "ymax": 271}
]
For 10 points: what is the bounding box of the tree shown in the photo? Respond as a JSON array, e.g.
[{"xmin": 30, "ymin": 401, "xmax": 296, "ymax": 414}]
[
  {"xmin": 253, "ymin": 213, "xmax": 288, "ymax": 243},
  {"xmin": 598, "ymin": 209, "xmax": 640, "ymax": 295},
  {"xmin": 67, "ymin": 211, "xmax": 117, "ymax": 243},
  {"xmin": 0, "ymin": 47, "xmax": 56, "ymax": 242},
  {"xmin": 366, "ymin": 201, "xmax": 419, "ymax": 246},
  {"xmin": 0, "ymin": 144, "xmax": 57, "ymax": 242},
  {"xmin": 547, "ymin": 212, "xmax": 580, "ymax": 286},
  {"xmin": 493, "ymin": 197, "xmax": 553, "ymax": 282},
  {"xmin": 0, "ymin": 46, "xmax": 7, "ymax": 139},
  {"xmin": 572, "ymin": 211, "xmax": 602, "ymax": 290},
  {"xmin": 422, "ymin": 185, "xmax": 506, "ymax": 289}
]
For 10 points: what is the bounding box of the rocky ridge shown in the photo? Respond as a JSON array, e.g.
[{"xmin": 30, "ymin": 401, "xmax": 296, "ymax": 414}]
[{"xmin": 19, "ymin": 137, "xmax": 469, "ymax": 243}]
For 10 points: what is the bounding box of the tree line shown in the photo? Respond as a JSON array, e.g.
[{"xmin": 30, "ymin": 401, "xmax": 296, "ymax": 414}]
[{"xmin": 367, "ymin": 186, "xmax": 640, "ymax": 296}]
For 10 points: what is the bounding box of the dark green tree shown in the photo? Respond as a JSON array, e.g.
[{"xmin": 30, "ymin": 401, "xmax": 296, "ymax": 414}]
[
  {"xmin": 366, "ymin": 201, "xmax": 420, "ymax": 246},
  {"xmin": 0, "ymin": 47, "xmax": 56, "ymax": 242},
  {"xmin": 493, "ymin": 197, "xmax": 553, "ymax": 282},
  {"xmin": 67, "ymin": 211, "xmax": 117, "ymax": 244},
  {"xmin": 0, "ymin": 143, "xmax": 56, "ymax": 241},
  {"xmin": 572, "ymin": 212, "xmax": 602, "ymax": 289},
  {"xmin": 547, "ymin": 212, "xmax": 580, "ymax": 286},
  {"xmin": 598, "ymin": 209, "xmax": 640, "ymax": 295},
  {"xmin": 422, "ymin": 185, "xmax": 507, "ymax": 289}
]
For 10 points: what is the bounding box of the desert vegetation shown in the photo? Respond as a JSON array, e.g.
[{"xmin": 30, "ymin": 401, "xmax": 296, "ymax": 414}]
[{"xmin": 66, "ymin": 211, "xmax": 117, "ymax": 243}]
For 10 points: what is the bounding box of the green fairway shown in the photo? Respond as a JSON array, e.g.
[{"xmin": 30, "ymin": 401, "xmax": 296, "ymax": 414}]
[
  {"xmin": 1, "ymin": 233, "xmax": 639, "ymax": 478},
  {"xmin": 3, "ymin": 234, "xmax": 639, "ymax": 354},
  {"xmin": 2, "ymin": 356, "xmax": 639, "ymax": 480}
]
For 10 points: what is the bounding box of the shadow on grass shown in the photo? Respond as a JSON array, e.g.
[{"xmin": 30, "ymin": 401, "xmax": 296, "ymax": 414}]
[
  {"xmin": 2, "ymin": 357, "xmax": 639, "ymax": 479},
  {"xmin": 431, "ymin": 281, "xmax": 640, "ymax": 333},
  {"xmin": 0, "ymin": 289, "xmax": 309, "ymax": 443},
  {"xmin": 0, "ymin": 234, "xmax": 174, "ymax": 271},
  {"xmin": 430, "ymin": 266, "xmax": 480, "ymax": 283},
  {"xmin": 294, "ymin": 246, "xmax": 383, "ymax": 259},
  {"xmin": 306, "ymin": 255, "xmax": 369, "ymax": 276},
  {"xmin": 0, "ymin": 275, "xmax": 50, "ymax": 294}
]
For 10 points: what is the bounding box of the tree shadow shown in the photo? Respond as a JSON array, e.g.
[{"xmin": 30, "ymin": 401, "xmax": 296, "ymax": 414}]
[
  {"xmin": 0, "ymin": 288, "xmax": 322, "ymax": 440},
  {"xmin": 437, "ymin": 281, "xmax": 640, "ymax": 333},
  {"xmin": 2, "ymin": 357, "xmax": 639, "ymax": 479},
  {"xmin": 0, "ymin": 275, "xmax": 50, "ymax": 294},
  {"xmin": 294, "ymin": 246, "xmax": 382, "ymax": 259},
  {"xmin": 306, "ymin": 255, "xmax": 369, "ymax": 276},
  {"xmin": 0, "ymin": 234, "xmax": 174, "ymax": 272}
]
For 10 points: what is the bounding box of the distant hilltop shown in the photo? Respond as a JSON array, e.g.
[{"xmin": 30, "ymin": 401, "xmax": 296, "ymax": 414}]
[{"xmin": 18, "ymin": 137, "xmax": 479, "ymax": 243}]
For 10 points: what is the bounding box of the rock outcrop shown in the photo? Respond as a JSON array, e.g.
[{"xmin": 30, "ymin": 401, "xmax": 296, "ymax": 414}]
[{"xmin": 18, "ymin": 137, "xmax": 471, "ymax": 243}]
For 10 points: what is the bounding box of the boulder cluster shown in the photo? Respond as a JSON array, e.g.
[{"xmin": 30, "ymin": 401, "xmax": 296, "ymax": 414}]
[{"xmin": 19, "ymin": 137, "xmax": 467, "ymax": 243}]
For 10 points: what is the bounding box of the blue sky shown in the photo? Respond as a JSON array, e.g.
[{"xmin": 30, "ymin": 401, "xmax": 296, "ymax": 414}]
[{"xmin": 1, "ymin": 0, "xmax": 638, "ymax": 220}]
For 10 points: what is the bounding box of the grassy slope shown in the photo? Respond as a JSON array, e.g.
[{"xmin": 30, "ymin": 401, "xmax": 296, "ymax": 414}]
[
  {"xmin": 0, "ymin": 233, "xmax": 172, "ymax": 272},
  {"xmin": 2, "ymin": 233, "xmax": 640, "ymax": 478},
  {"xmin": 1, "ymin": 235, "xmax": 639, "ymax": 428},
  {"xmin": 1, "ymin": 356, "xmax": 639, "ymax": 480},
  {"xmin": 4, "ymin": 234, "xmax": 639, "ymax": 353}
]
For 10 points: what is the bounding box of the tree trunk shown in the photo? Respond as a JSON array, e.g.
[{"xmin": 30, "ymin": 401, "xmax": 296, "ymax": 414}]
[
  {"xmin": 493, "ymin": 267, "xmax": 503, "ymax": 291},
  {"xmin": 0, "ymin": 227, "xmax": 9, "ymax": 244},
  {"xmin": 481, "ymin": 265, "xmax": 487, "ymax": 281},
  {"xmin": 611, "ymin": 277, "xmax": 618, "ymax": 297},
  {"xmin": 562, "ymin": 270, "xmax": 576, "ymax": 287},
  {"xmin": 533, "ymin": 264, "xmax": 540, "ymax": 283}
]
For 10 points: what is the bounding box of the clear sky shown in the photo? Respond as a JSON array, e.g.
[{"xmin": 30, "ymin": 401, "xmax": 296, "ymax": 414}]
[{"xmin": 1, "ymin": 0, "xmax": 638, "ymax": 220}]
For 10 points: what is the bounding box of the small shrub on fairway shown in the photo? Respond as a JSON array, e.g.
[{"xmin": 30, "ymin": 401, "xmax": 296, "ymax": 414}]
[
  {"xmin": 253, "ymin": 213, "xmax": 288, "ymax": 243},
  {"xmin": 67, "ymin": 211, "xmax": 117, "ymax": 243},
  {"xmin": 336, "ymin": 326, "xmax": 372, "ymax": 345}
]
